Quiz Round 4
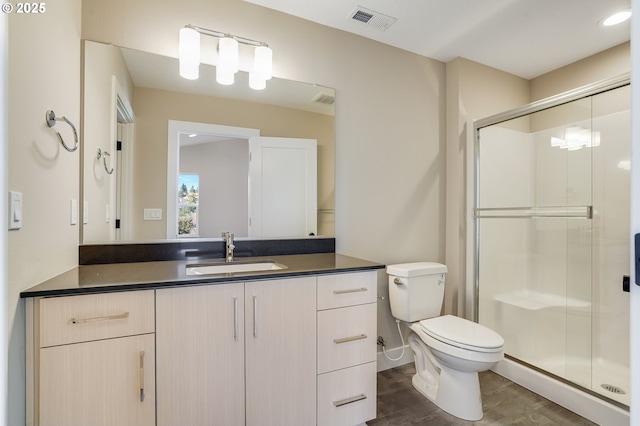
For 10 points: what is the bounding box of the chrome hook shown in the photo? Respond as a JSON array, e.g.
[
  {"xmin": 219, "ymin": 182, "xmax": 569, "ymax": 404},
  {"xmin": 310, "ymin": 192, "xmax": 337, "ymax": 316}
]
[
  {"xmin": 96, "ymin": 148, "xmax": 114, "ymax": 175},
  {"xmin": 46, "ymin": 110, "xmax": 78, "ymax": 152}
]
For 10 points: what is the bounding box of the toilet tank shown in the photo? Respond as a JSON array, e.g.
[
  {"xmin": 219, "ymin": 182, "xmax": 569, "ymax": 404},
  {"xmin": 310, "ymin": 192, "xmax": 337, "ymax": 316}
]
[{"xmin": 386, "ymin": 262, "xmax": 447, "ymax": 322}]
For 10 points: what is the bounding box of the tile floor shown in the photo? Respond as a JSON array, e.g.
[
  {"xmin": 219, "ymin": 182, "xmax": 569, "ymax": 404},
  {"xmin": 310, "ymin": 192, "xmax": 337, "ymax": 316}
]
[{"xmin": 367, "ymin": 363, "xmax": 598, "ymax": 425}]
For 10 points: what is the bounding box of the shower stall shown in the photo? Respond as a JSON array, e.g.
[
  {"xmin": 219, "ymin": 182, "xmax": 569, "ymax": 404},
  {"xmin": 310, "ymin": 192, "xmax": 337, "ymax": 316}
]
[{"xmin": 471, "ymin": 75, "xmax": 630, "ymax": 419}]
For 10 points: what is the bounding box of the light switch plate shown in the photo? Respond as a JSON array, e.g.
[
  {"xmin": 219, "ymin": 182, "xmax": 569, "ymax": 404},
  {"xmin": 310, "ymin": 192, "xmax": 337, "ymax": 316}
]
[
  {"xmin": 8, "ymin": 190, "xmax": 22, "ymax": 230},
  {"xmin": 144, "ymin": 208, "xmax": 163, "ymax": 221}
]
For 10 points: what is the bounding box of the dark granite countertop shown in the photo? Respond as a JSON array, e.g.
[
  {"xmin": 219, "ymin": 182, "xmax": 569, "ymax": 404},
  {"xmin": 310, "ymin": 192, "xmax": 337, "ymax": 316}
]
[{"xmin": 20, "ymin": 253, "xmax": 385, "ymax": 298}]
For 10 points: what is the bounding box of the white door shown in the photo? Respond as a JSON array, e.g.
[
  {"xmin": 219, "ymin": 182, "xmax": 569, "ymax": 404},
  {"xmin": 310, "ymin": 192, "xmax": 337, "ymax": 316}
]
[{"xmin": 248, "ymin": 136, "xmax": 317, "ymax": 237}]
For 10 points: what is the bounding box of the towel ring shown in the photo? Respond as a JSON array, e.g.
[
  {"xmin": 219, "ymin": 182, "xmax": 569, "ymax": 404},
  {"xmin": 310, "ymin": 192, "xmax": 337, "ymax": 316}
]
[
  {"xmin": 97, "ymin": 148, "xmax": 114, "ymax": 175},
  {"xmin": 46, "ymin": 110, "xmax": 78, "ymax": 152}
]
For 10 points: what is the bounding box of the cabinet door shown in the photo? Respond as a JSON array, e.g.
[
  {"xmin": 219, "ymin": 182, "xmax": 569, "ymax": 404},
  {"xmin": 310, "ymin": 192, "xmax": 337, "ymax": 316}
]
[
  {"xmin": 245, "ymin": 277, "xmax": 317, "ymax": 426},
  {"xmin": 39, "ymin": 333, "xmax": 155, "ymax": 426},
  {"xmin": 156, "ymin": 283, "xmax": 245, "ymax": 426}
]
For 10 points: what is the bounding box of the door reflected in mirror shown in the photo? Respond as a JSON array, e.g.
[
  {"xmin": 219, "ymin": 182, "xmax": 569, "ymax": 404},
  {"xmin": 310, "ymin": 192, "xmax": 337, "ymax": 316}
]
[
  {"xmin": 82, "ymin": 40, "xmax": 335, "ymax": 244},
  {"xmin": 168, "ymin": 121, "xmax": 318, "ymax": 239}
]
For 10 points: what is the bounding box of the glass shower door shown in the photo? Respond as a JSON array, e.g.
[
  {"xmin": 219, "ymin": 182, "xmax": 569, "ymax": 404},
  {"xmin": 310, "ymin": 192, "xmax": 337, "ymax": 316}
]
[{"xmin": 475, "ymin": 97, "xmax": 594, "ymax": 388}]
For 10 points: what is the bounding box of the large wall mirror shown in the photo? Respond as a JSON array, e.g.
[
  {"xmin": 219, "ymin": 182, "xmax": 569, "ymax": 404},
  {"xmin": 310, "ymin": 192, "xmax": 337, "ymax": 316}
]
[{"xmin": 82, "ymin": 40, "xmax": 335, "ymax": 244}]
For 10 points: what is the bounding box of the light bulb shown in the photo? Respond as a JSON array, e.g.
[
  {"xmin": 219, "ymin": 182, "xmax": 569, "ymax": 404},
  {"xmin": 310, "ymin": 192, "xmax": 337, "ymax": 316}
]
[
  {"xmin": 179, "ymin": 27, "xmax": 200, "ymax": 80},
  {"xmin": 249, "ymin": 72, "xmax": 266, "ymax": 90},
  {"xmin": 254, "ymin": 44, "xmax": 272, "ymax": 81},
  {"xmin": 218, "ymin": 36, "xmax": 239, "ymax": 74},
  {"xmin": 216, "ymin": 66, "xmax": 235, "ymax": 85}
]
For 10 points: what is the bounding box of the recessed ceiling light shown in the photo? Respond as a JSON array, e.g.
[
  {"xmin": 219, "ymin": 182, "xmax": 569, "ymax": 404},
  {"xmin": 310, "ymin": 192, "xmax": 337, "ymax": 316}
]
[
  {"xmin": 601, "ymin": 9, "xmax": 632, "ymax": 27},
  {"xmin": 188, "ymin": 133, "xmax": 197, "ymax": 138}
]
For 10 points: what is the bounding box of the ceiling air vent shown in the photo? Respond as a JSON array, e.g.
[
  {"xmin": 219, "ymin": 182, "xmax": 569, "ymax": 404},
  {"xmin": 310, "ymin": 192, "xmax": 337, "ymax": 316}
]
[
  {"xmin": 348, "ymin": 6, "xmax": 397, "ymax": 31},
  {"xmin": 311, "ymin": 92, "xmax": 335, "ymax": 106}
]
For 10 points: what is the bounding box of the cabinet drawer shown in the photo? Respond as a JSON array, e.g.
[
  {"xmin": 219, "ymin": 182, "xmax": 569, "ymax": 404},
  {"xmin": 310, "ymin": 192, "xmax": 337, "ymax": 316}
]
[
  {"xmin": 317, "ymin": 271, "xmax": 376, "ymax": 310},
  {"xmin": 39, "ymin": 290, "xmax": 155, "ymax": 347},
  {"xmin": 317, "ymin": 361, "xmax": 377, "ymax": 426},
  {"xmin": 317, "ymin": 303, "xmax": 376, "ymax": 374}
]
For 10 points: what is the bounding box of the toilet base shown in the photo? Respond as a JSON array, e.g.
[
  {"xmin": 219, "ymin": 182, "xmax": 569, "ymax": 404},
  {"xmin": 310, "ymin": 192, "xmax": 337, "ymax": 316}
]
[
  {"xmin": 408, "ymin": 331, "xmax": 486, "ymax": 421},
  {"xmin": 411, "ymin": 367, "xmax": 483, "ymax": 421}
]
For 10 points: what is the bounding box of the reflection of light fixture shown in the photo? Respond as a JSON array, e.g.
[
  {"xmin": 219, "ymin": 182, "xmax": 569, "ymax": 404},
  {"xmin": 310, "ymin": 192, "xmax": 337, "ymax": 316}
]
[
  {"xmin": 601, "ymin": 9, "xmax": 632, "ymax": 27},
  {"xmin": 249, "ymin": 43, "xmax": 273, "ymax": 90},
  {"xmin": 618, "ymin": 160, "xmax": 631, "ymax": 170},
  {"xmin": 178, "ymin": 24, "xmax": 273, "ymax": 90},
  {"xmin": 550, "ymin": 126, "xmax": 600, "ymax": 151}
]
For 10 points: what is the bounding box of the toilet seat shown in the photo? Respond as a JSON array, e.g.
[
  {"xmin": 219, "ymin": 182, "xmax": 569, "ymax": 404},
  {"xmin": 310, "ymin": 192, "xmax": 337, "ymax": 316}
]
[{"xmin": 419, "ymin": 315, "xmax": 504, "ymax": 353}]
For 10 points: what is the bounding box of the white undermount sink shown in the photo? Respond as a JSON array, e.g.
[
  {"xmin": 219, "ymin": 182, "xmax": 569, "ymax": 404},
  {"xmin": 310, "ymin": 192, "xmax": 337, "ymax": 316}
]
[{"xmin": 185, "ymin": 260, "xmax": 287, "ymax": 276}]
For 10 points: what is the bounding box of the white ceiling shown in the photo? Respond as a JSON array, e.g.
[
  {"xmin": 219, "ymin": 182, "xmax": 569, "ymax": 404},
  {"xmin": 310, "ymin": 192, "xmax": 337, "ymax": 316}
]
[{"xmin": 244, "ymin": 0, "xmax": 631, "ymax": 79}]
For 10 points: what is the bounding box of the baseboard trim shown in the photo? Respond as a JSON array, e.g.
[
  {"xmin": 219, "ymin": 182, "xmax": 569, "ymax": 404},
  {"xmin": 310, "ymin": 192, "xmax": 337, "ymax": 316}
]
[{"xmin": 376, "ymin": 345, "xmax": 413, "ymax": 372}]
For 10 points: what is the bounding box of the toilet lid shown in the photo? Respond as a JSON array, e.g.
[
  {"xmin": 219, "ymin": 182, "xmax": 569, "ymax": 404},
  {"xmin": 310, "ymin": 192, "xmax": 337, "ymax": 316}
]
[{"xmin": 419, "ymin": 315, "xmax": 504, "ymax": 351}]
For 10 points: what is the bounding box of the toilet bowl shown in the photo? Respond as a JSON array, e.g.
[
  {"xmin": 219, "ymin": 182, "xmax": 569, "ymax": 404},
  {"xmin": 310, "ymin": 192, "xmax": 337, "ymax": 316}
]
[
  {"xmin": 386, "ymin": 262, "xmax": 504, "ymax": 421},
  {"xmin": 408, "ymin": 315, "xmax": 503, "ymax": 421}
]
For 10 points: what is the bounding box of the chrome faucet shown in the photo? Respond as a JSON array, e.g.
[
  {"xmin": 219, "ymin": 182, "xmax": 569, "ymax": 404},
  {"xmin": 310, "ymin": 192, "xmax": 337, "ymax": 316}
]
[{"xmin": 221, "ymin": 232, "xmax": 235, "ymax": 262}]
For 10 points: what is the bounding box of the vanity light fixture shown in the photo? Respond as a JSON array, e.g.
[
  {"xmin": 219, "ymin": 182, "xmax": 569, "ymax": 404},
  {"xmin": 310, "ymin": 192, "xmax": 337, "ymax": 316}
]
[
  {"xmin": 601, "ymin": 9, "xmax": 632, "ymax": 27},
  {"xmin": 178, "ymin": 24, "xmax": 273, "ymax": 90}
]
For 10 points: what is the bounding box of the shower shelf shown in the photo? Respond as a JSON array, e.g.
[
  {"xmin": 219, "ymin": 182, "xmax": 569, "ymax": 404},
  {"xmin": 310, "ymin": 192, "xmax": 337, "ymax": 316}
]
[{"xmin": 494, "ymin": 291, "xmax": 591, "ymax": 311}]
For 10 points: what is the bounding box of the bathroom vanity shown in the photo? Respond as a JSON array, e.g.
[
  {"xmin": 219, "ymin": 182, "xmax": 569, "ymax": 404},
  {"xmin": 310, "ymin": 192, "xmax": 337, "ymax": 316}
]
[{"xmin": 22, "ymin": 252, "xmax": 383, "ymax": 426}]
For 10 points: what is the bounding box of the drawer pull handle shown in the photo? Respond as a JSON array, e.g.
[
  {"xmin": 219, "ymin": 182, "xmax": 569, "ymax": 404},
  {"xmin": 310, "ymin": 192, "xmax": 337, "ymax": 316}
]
[
  {"xmin": 253, "ymin": 296, "xmax": 258, "ymax": 338},
  {"xmin": 233, "ymin": 297, "xmax": 239, "ymax": 341},
  {"xmin": 333, "ymin": 393, "xmax": 367, "ymax": 407},
  {"xmin": 139, "ymin": 350, "xmax": 145, "ymax": 402},
  {"xmin": 333, "ymin": 334, "xmax": 367, "ymax": 344},
  {"xmin": 333, "ymin": 287, "xmax": 367, "ymax": 295},
  {"xmin": 69, "ymin": 311, "xmax": 129, "ymax": 324}
]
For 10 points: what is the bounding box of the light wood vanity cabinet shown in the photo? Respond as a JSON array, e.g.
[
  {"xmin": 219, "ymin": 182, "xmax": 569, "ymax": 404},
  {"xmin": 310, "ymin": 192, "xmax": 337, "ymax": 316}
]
[
  {"xmin": 156, "ymin": 282, "xmax": 246, "ymax": 426},
  {"xmin": 27, "ymin": 269, "xmax": 377, "ymax": 426},
  {"xmin": 28, "ymin": 290, "xmax": 155, "ymax": 426},
  {"xmin": 156, "ymin": 276, "xmax": 317, "ymax": 426},
  {"xmin": 317, "ymin": 271, "xmax": 378, "ymax": 426}
]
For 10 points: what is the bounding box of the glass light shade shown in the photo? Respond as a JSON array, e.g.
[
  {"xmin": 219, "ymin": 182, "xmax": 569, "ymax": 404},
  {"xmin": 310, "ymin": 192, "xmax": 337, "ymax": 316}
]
[
  {"xmin": 249, "ymin": 72, "xmax": 266, "ymax": 90},
  {"xmin": 179, "ymin": 27, "xmax": 200, "ymax": 80},
  {"xmin": 216, "ymin": 66, "xmax": 235, "ymax": 85},
  {"xmin": 218, "ymin": 37, "xmax": 239, "ymax": 74},
  {"xmin": 254, "ymin": 45, "xmax": 272, "ymax": 80}
]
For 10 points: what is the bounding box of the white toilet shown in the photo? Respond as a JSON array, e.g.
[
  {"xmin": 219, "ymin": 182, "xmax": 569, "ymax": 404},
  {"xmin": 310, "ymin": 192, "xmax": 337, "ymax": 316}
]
[{"xmin": 386, "ymin": 262, "xmax": 504, "ymax": 421}]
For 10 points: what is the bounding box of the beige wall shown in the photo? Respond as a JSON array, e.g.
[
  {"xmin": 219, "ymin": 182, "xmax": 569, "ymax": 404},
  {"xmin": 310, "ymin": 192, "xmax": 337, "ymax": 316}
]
[
  {"xmin": 1, "ymin": 12, "xmax": 7, "ymax": 425},
  {"xmin": 531, "ymin": 42, "xmax": 630, "ymax": 101},
  {"xmin": 132, "ymin": 86, "xmax": 335, "ymax": 240},
  {"xmin": 8, "ymin": 0, "xmax": 81, "ymax": 423}
]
